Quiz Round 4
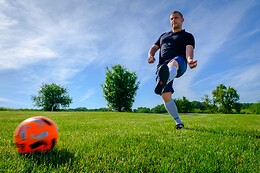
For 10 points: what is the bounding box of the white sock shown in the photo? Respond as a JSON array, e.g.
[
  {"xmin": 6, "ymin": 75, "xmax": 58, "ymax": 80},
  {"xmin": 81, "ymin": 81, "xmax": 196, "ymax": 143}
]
[
  {"xmin": 167, "ymin": 65, "xmax": 177, "ymax": 82},
  {"xmin": 164, "ymin": 99, "xmax": 183, "ymax": 125}
]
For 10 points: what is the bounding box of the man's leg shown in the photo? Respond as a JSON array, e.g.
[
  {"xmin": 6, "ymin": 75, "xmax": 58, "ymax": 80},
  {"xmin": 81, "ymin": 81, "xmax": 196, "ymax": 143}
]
[
  {"xmin": 162, "ymin": 92, "xmax": 184, "ymax": 129},
  {"xmin": 154, "ymin": 64, "xmax": 169, "ymax": 95},
  {"xmin": 154, "ymin": 59, "xmax": 179, "ymax": 95},
  {"xmin": 162, "ymin": 58, "xmax": 185, "ymax": 129},
  {"xmin": 167, "ymin": 65, "xmax": 177, "ymax": 83},
  {"xmin": 167, "ymin": 59, "xmax": 179, "ymax": 82}
]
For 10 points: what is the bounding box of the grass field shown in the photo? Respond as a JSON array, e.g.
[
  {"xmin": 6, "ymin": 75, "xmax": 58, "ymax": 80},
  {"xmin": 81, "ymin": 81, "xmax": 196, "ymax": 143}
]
[{"xmin": 0, "ymin": 111, "xmax": 259, "ymax": 173}]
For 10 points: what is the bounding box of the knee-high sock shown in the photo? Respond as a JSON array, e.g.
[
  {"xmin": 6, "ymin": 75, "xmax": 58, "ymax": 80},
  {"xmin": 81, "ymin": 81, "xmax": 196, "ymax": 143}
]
[
  {"xmin": 167, "ymin": 65, "xmax": 177, "ymax": 82},
  {"xmin": 164, "ymin": 99, "xmax": 183, "ymax": 125}
]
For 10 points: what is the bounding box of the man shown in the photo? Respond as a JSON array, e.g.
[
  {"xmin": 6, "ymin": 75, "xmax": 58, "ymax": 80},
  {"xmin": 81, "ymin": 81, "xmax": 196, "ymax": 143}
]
[{"xmin": 148, "ymin": 11, "xmax": 197, "ymax": 129}]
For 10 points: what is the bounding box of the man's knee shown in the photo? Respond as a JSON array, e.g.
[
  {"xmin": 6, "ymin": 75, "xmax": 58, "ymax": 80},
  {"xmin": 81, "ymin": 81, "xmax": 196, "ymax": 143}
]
[
  {"xmin": 167, "ymin": 60, "xmax": 179, "ymax": 70},
  {"xmin": 161, "ymin": 92, "xmax": 172, "ymax": 103}
]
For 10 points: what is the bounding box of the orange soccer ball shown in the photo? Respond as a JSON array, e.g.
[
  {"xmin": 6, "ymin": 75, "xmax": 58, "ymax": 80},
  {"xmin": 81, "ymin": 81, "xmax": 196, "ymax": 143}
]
[{"xmin": 14, "ymin": 116, "xmax": 58, "ymax": 154}]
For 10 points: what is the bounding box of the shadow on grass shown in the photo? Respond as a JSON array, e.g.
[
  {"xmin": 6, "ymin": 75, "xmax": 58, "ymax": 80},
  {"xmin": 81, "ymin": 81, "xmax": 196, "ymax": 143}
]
[
  {"xmin": 185, "ymin": 127, "xmax": 260, "ymax": 139},
  {"xmin": 21, "ymin": 148, "xmax": 75, "ymax": 166}
]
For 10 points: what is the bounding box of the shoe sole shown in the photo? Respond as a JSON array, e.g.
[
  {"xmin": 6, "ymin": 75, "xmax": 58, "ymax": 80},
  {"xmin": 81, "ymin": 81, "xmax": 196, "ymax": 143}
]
[
  {"xmin": 176, "ymin": 124, "xmax": 184, "ymax": 129},
  {"xmin": 154, "ymin": 64, "xmax": 169, "ymax": 95}
]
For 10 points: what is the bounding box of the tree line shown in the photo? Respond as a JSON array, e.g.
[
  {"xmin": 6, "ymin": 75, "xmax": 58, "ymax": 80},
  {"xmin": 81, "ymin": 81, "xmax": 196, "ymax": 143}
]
[
  {"xmin": 133, "ymin": 98, "xmax": 260, "ymax": 114},
  {"xmin": 21, "ymin": 64, "xmax": 259, "ymax": 114}
]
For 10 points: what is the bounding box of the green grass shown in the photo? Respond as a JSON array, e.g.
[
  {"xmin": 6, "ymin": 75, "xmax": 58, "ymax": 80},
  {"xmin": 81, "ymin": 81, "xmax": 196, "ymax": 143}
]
[{"xmin": 0, "ymin": 111, "xmax": 259, "ymax": 173}]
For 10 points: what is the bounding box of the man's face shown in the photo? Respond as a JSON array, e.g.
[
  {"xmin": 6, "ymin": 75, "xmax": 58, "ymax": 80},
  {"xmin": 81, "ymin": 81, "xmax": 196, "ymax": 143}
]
[{"xmin": 170, "ymin": 13, "xmax": 184, "ymax": 30}]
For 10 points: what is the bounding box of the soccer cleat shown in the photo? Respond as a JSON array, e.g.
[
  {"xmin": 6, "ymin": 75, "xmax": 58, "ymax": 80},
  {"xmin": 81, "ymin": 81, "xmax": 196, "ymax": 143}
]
[
  {"xmin": 175, "ymin": 124, "xmax": 184, "ymax": 129},
  {"xmin": 154, "ymin": 64, "xmax": 169, "ymax": 95}
]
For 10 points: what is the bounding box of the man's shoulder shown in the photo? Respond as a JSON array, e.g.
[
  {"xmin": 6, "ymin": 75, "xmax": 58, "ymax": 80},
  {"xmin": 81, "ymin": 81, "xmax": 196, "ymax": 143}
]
[
  {"xmin": 182, "ymin": 30, "xmax": 194, "ymax": 37},
  {"xmin": 160, "ymin": 31, "xmax": 172, "ymax": 37}
]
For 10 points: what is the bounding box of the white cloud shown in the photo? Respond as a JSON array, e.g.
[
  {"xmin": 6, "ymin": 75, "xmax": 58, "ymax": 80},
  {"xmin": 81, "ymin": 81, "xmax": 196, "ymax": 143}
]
[
  {"xmin": 0, "ymin": 0, "xmax": 101, "ymax": 81},
  {"xmin": 224, "ymin": 62, "xmax": 260, "ymax": 102},
  {"xmin": 0, "ymin": 40, "xmax": 56, "ymax": 70},
  {"xmin": 0, "ymin": 96, "xmax": 24, "ymax": 106},
  {"xmin": 79, "ymin": 89, "xmax": 95, "ymax": 102},
  {"xmin": 0, "ymin": 97, "xmax": 12, "ymax": 103},
  {"xmin": 0, "ymin": 13, "xmax": 17, "ymax": 30}
]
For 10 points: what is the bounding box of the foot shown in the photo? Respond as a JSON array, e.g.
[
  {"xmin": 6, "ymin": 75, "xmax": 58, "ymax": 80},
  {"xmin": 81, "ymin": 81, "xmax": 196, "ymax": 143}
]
[
  {"xmin": 175, "ymin": 124, "xmax": 184, "ymax": 129},
  {"xmin": 154, "ymin": 64, "xmax": 169, "ymax": 95}
]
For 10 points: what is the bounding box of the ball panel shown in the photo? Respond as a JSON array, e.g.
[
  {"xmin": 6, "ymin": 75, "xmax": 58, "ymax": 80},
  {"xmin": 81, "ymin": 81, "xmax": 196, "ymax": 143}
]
[{"xmin": 40, "ymin": 117, "xmax": 52, "ymax": 126}]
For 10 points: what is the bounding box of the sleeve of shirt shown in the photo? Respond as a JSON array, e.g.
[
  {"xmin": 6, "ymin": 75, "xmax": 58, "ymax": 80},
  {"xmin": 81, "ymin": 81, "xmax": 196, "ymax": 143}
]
[
  {"xmin": 186, "ymin": 33, "xmax": 195, "ymax": 49},
  {"xmin": 154, "ymin": 33, "xmax": 165, "ymax": 48},
  {"xmin": 154, "ymin": 37, "xmax": 161, "ymax": 47}
]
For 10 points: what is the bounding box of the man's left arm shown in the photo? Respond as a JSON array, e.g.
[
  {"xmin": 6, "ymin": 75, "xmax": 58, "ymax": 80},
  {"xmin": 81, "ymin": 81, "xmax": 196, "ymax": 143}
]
[{"xmin": 186, "ymin": 45, "xmax": 197, "ymax": 69}]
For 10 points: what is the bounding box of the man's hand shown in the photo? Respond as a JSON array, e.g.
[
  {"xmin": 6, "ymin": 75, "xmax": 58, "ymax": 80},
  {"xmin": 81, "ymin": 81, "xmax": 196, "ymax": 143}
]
[
  {"xmin": 188, "ymin": 59, "xmax": 197, "ymax": 69},
  {"xmin": 148, "ymin": 55, "xmax": 156, "ymax": 64}
]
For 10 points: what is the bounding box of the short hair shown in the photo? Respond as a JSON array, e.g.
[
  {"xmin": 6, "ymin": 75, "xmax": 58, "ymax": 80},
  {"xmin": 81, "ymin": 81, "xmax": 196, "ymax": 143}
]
[{"xmin": 171, "ymin": 11, "xmax": 183, "ymax": 18}]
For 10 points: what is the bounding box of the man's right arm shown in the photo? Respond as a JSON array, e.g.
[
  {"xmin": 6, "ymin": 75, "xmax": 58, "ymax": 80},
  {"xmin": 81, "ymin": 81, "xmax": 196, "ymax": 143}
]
[
  {"xmin": 148, "ymin": 44, "xmax": 160, "ymax": 64},
  {"xmin": 186, "ymin": 45, "xmax": 197, "ymax": 69}
]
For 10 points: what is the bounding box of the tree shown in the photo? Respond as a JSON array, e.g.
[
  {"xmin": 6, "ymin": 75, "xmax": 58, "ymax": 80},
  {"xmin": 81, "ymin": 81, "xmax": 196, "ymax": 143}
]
[
  {"xmin": 32, "ymin": 83, "xmax": 72, "ymax": 111},
  {"xmin": 151, "ymin": 104, "xmax": 167, "ymax": 113},
  {"xmin": 249, "ymin": 102, "xmax": 260, "ymax": 114},
  {"xmin": 174, "ymin": 96, "xmax": 192, "ymax": 113},
  {"xmin": 101, "ymin": 64, "xmax": 140, "ymax": 112},
  {"xmin": 212, "ymin": 84, "xmax": 240, "ymax": 113},
  {"xmin": 134, "ymin": 107, "xmax": 151, "ymax": 113},
  {"xmin": 191, "ymin": 101, "xmax": 205, "ymax": 112},
  {"xmin": 201, "ymin": 94, "xmax": 217, "ymax": 113}
]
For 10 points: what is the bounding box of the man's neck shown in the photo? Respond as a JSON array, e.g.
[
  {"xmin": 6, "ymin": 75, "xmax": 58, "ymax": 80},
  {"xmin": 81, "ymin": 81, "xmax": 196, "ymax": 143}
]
[{"xmin": 172, "ymin": 28, "xmax": 182, "ymax": 33}]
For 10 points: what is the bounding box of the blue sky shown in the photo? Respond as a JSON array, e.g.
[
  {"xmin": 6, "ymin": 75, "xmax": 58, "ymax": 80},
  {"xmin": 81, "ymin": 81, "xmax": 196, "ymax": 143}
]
[{"xmin": 0, "ymin": 0, "xmax": 259, "ymax": 109}]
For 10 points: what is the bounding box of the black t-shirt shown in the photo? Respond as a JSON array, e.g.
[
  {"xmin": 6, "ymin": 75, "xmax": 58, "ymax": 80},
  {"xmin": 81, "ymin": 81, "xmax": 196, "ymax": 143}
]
[{"xmin": 155, "ymin": 29, "xmax": 195, "ymax": 64}]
